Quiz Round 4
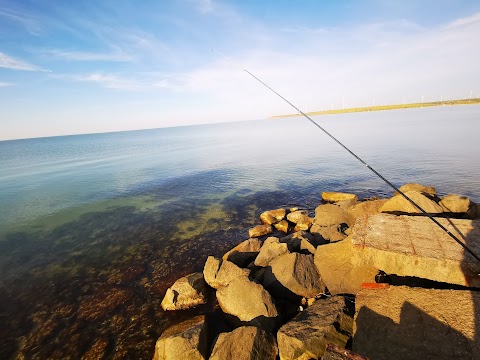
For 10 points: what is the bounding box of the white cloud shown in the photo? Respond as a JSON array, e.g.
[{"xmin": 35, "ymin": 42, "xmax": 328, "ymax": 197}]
[
  {"xmin": 0, "ymin": 81, "xmax": 13, "ymax": 87},
  {"xmin": 0, "ymin": 52, "xmax": 48, "ymax": 71}
]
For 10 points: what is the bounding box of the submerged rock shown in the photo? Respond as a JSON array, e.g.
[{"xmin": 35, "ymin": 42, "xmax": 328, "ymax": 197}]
[
  {"xmin": 223, "ymin": 239, "xmax": 262, "ymax": 267},
  {"xmin": 263, "ymin": 253, "xmax": 324, "ymax": 299},
  {"xmin": 322, "ymin": 192, "xmax": 358, "ymax": 203},
  {"xmin": 379, "ymin": 190, "xmax": 443, "ymax": 214},
  {"xmin": 210, "ymin": 326, "xmax": 278, "ymax": 360},
  {"xmin": 153, "ymin": 316, "xmax": 207, "ymax": 360},
  {"xmin": 248, "ymin": 224, "xmax": 273, "ymax": 238},
  {"xmin": 254, "ymin": 237, "xmax": 289, "ymax": 267},
  {"xmin": 161, "ymin": 272, "xmax": 207, "ymax": 311},
  {"xmin": 277, "ymin": 296, "xmax": 353, "ymax": 360},
  {"xmin": 204, "ymin": 257, "xmax": 250, "ymax": 289},
  {"xmin": 260, "ymin": 208, "xmax": 286, "ymax": 225},
  {"xmin": 216, "ymin": 276, "xmax": 278, "ymax": 329}
]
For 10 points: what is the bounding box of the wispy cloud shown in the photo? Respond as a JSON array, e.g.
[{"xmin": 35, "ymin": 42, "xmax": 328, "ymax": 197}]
[
  {"xmin": 0, "ymin": 52, "xmax": 48, "ymax": 71},
  {"xmin": 189, "ymin": 0, "xmax": 215, "ymax": 14},
  {"xmin": 41, "ymin": 49, "xmax": 133, "ymax": 62},
  {"xmin": 72, "ymin": 73, "xmax": 142, "ymax": 90},
  {"xmin": 0, "ymin": 81, "xmax": 13, "ymax": 87}
]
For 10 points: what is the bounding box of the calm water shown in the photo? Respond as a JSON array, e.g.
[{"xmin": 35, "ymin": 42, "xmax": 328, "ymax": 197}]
[{"xmin": 1, "ymin": 105, "xmax": 480, "ymax": 359}]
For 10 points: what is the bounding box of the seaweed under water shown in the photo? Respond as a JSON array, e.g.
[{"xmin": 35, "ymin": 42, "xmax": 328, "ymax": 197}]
[{"xmin": 1, "ymin": 172, "xmax": 350, "ymax": 359}]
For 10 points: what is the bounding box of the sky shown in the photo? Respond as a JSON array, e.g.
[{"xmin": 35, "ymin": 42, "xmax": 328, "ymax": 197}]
[{"xmin": 1, "ymin": 0, "xmax": 480, "ymax": 141}]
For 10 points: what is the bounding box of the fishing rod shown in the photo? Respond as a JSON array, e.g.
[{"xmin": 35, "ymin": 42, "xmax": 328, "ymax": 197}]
[{"xmin": 213, "ymin": 49, "xmax": 480, "ymax": 265}]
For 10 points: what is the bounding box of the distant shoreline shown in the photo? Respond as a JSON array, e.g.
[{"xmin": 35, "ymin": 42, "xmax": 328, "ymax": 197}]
[{"xmin": 271, "ymin": 98, "xmax": 480, "ymax": 118}]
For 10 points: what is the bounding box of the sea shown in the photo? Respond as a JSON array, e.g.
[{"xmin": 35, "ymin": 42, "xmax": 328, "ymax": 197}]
[{"xmin": 1, "ymin": 105, "xmax": 480, "ymax": 359}]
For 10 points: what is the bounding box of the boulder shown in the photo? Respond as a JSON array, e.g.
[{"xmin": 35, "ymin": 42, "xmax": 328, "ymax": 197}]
[
  {"xmin": 395, "ymin": 182, "xmax": 436, "ymax": 197},
  {"xmin": 354, "ymin": 286, "xmax": 480, "ymax": 360},
  {"xmin": 274, "ymin": 220, "xmax": 289, "ymax": 233},
  {"xmin": 153, "ymin": 315, "xmax": 207, "ymax": 360},
  {"xmin": 379, "ymin": 190, "xmax": 443, "ymax": 214},
  {"xmin": 203, "ymin": 256, "xmax": 221, "ymax": 288},
  {"xmin": 216, "ymin": 276, "xmax": 278, "ymax": 329},
  {"xmin": 310, "ymin": 224, "xmax": 346, "ymax": 243},
  {"xmin": 349, "ymin": 199, "xmax": 388, "ymax": 221},
  {"xmin": 314, "ymin": 238, "xmax": 378, "ymax": 295},
  {"xmin": 323, "ymin": 344, "xmax": 368, "ymax": 360},
  {"xmin": 161, "ymin": 273, "xmax": 207, "ymax": 311},
  {"xmin": 322, "ymin": 192, "xmax": 358, "ymax": 203},
  {"xmin": 314, "ymin": 204, "xmax": 354, "ymax": 227},
  {"xmin": 277, "ymin": 296, "xmax": 353, "ymax": 360},
  {"xmin": 335, "ymin": 198, "xmax": 358, "ymax": 211},
  {"xmin": 350, "ymin": 214, "xmax": 480, "ymax": 287},
  {"xmin": 263, "ymin": 253, "xmax": 324, "ymax": 299},
  {"xmin": 260, "ymin": 209, "xmax": 286, "ymax": 225},
  {"xmin": 210, "ymin": 326, "xmax": 278, "ymax": 360},
  {"xmin": 223, "ymin": 239, "xmax": 262, "ymax": 267},
  {"xmin": 280, "ymin": 231, "xmax": 317, "ymax": 254},
  {"xmin": 287, "ymin": 210, "xmax": 310, "ymax": 224},
  {"xmin": 255, "ymin": 237, "xmax": 290, "ymax": 267},
  {"xmin": 293, "ymin": 216, "xmax": 313, "ymax": 231},
  {"xmin": 248, "ymin": 224, "xmax": 273, "ymax": 238},
  {"xmin": 204, "ymin": 257, "xmax": 250, "ymax": 289},
  {"xmin": 439, "ymin": 194, "xmax": 471, "ymax": 213}
]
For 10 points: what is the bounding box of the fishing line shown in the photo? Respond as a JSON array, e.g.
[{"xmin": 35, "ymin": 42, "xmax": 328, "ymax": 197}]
[{"xmin": 213, "ymin": 49, "xmax": 480, "ymax": 265}]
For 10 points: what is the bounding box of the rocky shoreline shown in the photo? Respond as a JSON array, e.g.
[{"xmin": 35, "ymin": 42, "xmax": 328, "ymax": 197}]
[{"xmin": 154, "ymin": 183, "xmax": 480, "ymax": 360}]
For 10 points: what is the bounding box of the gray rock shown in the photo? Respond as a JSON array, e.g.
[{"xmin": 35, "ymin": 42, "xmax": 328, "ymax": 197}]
[
  {"xmin": 223, "ymin": 239, "xmax": 262, "ymax": 267},
  {"xmin": 210, "ymin": 326, "xmax": 278, "ymax": 360},
  {"xmin": 263, "ymin": 253, "xmax": 324, "ymax": 299},
  {"xmin": 216, "ymin": 276, "xmax": 278, "ymax": 329},
  {"xmin": 204, "ymin": 257, "xmax": 250, "ymax": 289},
  {"xmin": 161, "ymin": 272, "xmax": 207, "ymax": 311},
  {"xmin": 277, "ymin": 296, "xmax": 353, "ymax": 360},
  {"xmin": 255, "ymin": 237, "xmax": 290, "ymax": 267},
  {"xmin": 153, "ymin": 315, "xmax": 207, "ymax": 360}
]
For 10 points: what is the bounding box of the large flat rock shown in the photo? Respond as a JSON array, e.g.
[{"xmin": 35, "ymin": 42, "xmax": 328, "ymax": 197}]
[
  {"xmin": 353, "ymin": 286, "xmax": 480, "ymax": 360},
  {"xmin": 351, "ymin": 214, "xmax": 480, "ymax": 287}
]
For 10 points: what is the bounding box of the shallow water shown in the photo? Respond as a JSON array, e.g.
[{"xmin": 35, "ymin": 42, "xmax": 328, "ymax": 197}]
[{"xmin": 1, "ymin": 105, "xmax": 480, "ymax": 359}]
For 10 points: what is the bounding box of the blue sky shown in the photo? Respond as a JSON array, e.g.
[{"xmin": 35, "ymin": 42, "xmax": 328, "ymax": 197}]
[{"xmin": 1, "ymin": 0, "xmax": 479, "ymax": 140}]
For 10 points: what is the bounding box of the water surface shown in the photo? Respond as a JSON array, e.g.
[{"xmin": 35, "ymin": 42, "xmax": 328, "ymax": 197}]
[{"xmin": 1, "ymin": 105, "xmax": 480, "ymax": 359}]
